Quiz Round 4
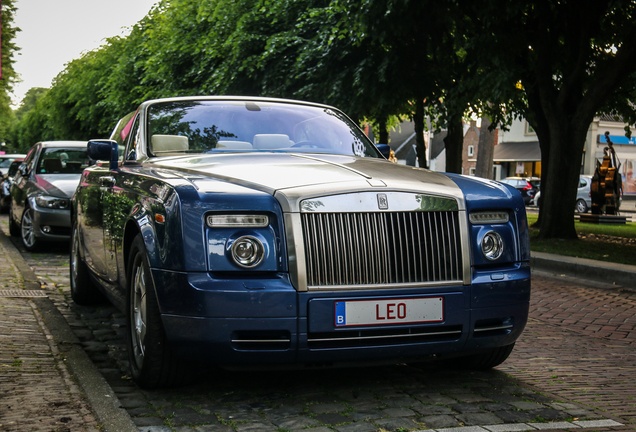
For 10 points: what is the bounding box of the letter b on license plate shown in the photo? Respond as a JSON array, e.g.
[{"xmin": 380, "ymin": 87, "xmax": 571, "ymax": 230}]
[{"xmin": 334, "ymin": 297, "xmax": 443, "ymax": 327}]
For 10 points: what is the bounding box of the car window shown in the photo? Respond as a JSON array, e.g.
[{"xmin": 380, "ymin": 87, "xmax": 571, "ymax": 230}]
[
  {"xmin": 126, "ymin": 115, "xmax": 141, "ymax": 161},
  {"xmin": 8, "ymin": 161, "xmax": 22, "ymax": 177},
  {"xmin": 110, "ymin": 111, "xmax": 136, "ymax": 161},
  {"xmin": 23, "ymin": 146, "xmax": 38, "ymax": 173},
  {"xmin": 146, "ymin": 101, "xmax": 380, "ymax": 158},
  {"xmin": 36, "ymin": 148, "xmax": 89, "ymax": 174},
  {"xmin": 579, "ymin": 178, "xmax": 588, "ymax": 187},
  {"xmin": 0, "ymin": 159, "xmax": 15, "ymax": 168},
  {"xmin": 529, "ymin": 180, "xmax": 541, "ymax": 188}
]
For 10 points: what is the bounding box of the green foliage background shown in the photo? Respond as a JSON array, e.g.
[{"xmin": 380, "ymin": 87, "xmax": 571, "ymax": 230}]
[
  {"xmin": 2, "ymin": 0, "xmax": 636, "ymax": 241},
  {"xmin": 1, "ymin": 0, "xmax": 20, "ymax": 146}
]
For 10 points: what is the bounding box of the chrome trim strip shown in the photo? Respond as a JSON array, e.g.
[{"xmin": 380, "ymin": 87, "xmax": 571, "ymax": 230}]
[
  {"xmin": 231, "ymin": 339, "xmax": 292, "ymax": 343},
  {"xmin": 474, "ymin": 324, "xmax": 514, "ymax": 332},
  {"xmin": 307, "ymin": 280, "xmax": 464, "ymax": 291},
  {"xmin": 459, "ymin": 210, "xmax": 472, "ymax": 285},
  {"xmin": 308, "ymin": 329, "xmax": 463, "ymax": 343},
  {"xmin": 300, "ymin": 191, "xmax": 460, "ymax": 213},
  {"xmin": 284, "ymin": 213, "xmax": 307, "ymax": 291}
]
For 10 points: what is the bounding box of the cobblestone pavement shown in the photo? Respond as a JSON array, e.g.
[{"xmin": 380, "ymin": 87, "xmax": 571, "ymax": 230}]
[
  {"xmin": 0, "ymin": 230, "xmax": 100, "ymax": 431},
  {"xmin": 2, "ymin": 214, "xmax": 636, "ymax": 432}
]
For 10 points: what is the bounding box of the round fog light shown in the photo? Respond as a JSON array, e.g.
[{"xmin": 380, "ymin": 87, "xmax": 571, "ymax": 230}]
[
  {"xmin": 42, "ymin": 226, "xmax": 51, "ymax": 233},
  {"xmin": 481, "ymin": 231, "xmax": 504, "ymax": 260},
  {"xmin": 231, "ymin": 236, "xmax": 264, "ymax": 268}
]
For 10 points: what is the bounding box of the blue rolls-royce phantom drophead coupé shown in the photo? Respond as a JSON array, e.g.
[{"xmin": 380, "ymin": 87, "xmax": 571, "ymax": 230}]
[{"xmin": 71, "ymin": 96, "xmax": 530, "ymax": 388}]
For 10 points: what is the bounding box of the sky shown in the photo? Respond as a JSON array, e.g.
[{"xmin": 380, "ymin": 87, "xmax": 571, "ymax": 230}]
[{"xmin": 10, "ymin": 0, "xmax": 158, "ymax": 108}]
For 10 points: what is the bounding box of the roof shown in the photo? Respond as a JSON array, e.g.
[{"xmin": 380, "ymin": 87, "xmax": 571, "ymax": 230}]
[{"xmin": 493, "ymin": 141, "xmax": 541, "ymax": 162}]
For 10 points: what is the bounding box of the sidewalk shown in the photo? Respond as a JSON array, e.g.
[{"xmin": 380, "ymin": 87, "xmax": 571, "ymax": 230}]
[
  {"xmin": 531, "ymin": 251, "xmax": 636, "ymax": 289},
  {"xmin": 0, "ymin": 230, "xmax": 136, "ymax": 431}
]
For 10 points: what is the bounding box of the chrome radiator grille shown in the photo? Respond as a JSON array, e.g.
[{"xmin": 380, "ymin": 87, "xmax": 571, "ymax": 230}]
[{"xmin": 301, "ymin": 211, "xmax": 463, "ymax": 288}]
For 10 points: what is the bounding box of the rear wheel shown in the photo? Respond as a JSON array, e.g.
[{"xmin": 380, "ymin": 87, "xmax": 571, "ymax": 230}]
[
  {"xmin": 70, "ymin": 223, "xmax": 105, "ymax": 305},
  {"xmin": 21, "ymin": 207, "xmax": 40, "ymax": 252},
  {"xmin": 127, "ymin": 234, "xmax": 188, "ymax": 388}
]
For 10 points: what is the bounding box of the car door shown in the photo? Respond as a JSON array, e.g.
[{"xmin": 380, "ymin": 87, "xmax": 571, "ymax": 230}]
[
  {"xmin": 103, "ymin": 113, "xmax": 141, "ymax": 285},
  {"xmin": 11, "ymin": 145, "xmax": 39, "ymax": 224},
  {"xmin": 75, "ymin": 163, "xmax": 110, "ymax": 279}
]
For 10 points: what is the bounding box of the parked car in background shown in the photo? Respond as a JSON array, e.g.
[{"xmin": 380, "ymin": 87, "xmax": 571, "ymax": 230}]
[
  {"xmin": 0, "ymin": 158, "xmax": 24, "ymax": 212},
  {"xmin": 72, "ymin": 96, "xmax": 531, "ymax": 388},
  {"xmin": 532, "ymin": 175, "xmax": 592, "ymax": 213},
  {"xmin": 9, "ymin": 141, "xmax": 89, "ymax": 251},
  {"xmin": 0, "ymin": 153, "xmax": 27, "ymax": 177},
  {"xmin": 499, "ymin": 177, "xmax": 541, "ymax": 205}
]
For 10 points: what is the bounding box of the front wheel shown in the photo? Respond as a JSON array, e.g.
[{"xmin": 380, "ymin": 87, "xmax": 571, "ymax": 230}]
[
  {"xmin": 449, "ymin": 343, "xmax": 516, "ymax": 370},
  {"xmin": 126, "ymin": 234, "xmax": 188, "ymax": 388},
  {"xmin": 21, "ymin": 207, "xmax": 40, "ymax": 252},
  {"xmin": 575, "ymin": 199, "xmax": 588, "ymax": 214}
]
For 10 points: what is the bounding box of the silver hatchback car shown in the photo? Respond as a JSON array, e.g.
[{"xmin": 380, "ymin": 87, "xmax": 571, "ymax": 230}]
[{"xmin": 532, "ymin": 175, "xmax": 592, "ymax": 213}]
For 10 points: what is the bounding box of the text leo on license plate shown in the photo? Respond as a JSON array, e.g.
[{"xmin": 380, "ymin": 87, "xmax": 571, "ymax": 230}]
[{"xmin": 334, "ymin": 297, "xmax": 444, "ymax": 327}]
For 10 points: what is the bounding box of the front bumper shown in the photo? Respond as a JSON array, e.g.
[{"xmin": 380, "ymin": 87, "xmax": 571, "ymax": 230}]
[
  {"xmin": 153, "ymin": 263, "xmax": 530, "ymax": 366},
  {"xmin": 30, "ymin": 203, "xmax": 72, "ymax": 241}
]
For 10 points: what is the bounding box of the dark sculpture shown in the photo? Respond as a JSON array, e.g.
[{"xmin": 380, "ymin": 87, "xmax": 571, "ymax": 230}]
[{"xmin": 591, "ymin": 132, "xmax": 622, "ymax": 215}]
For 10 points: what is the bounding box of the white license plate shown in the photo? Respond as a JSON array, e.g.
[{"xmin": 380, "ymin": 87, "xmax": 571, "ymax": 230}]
[{"xmin": 334, "ymin": 297, "xmax": 444, "ymax": 327}]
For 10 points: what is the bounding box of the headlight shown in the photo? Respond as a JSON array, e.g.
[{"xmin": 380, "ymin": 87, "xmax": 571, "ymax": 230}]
[
  {"xmin": 469, "ymin": 211, "xmax": 509, "ymax": 224},
  {"xmin": 35, "ymin": 196, "xmax": 69, "ymax": 209},
  {"xmin": 481, "ymin": 231, "xmax": 504, "ymax": 260},
  {"xmin": 207, "ymin": 214, "xmax": 269, "ymax": 227},
  {"xmin": 231, "ymin": 236, "xmax": 265, "ymax": 268}
]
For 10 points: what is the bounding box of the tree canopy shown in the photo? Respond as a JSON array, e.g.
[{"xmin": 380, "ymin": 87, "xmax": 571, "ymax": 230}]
[
  {"xmin": 6, "ymin": 0, "xmax": 636, "ymax": 239},
  {"xmin": 0, "ymin": 0, "xmax": 20, "ymax": 147}
]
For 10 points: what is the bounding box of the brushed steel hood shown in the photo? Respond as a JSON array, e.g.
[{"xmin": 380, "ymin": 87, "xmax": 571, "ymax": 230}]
[{"xmin": 152, "ymin": 153, "xmax": 464, "ymax": 212}]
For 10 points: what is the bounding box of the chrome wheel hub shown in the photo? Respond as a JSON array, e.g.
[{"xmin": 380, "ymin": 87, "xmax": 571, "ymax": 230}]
[
  {"xmin": 21, "ymin": 209, "xmax": 36, "ymax": 248},
  {"xmin": 131, "ymin": 262, "xmax": 147, "ymax": 369}
]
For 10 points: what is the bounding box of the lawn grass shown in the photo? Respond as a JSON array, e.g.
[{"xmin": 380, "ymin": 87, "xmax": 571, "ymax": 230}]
[{"xmin": 526, "ymin": 213, "xmax": 636, "ymax": 265}]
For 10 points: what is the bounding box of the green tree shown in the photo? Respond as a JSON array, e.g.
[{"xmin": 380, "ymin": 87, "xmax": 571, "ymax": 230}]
[
  {"xmin": 0, "ymin": 0, "xmax": 20, "ymax": 145},
  {"xmin": 466, "ymin": 0, "xmax": 636, "ymax": 239},
  {"xmin": 13, "ymin": 87, "xmax": 47, "ymax": 121}
]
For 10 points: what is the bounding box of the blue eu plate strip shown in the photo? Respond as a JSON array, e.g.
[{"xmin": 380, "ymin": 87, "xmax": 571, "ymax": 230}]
[{"xmin": 335, "ymin": 301, "xmax": 346, "ymax": 326}]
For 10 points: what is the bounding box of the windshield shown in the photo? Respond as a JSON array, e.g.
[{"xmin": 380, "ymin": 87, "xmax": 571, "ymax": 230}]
[
  {"xmin": 36, "ymin": 148, "xmax": 89, "ymax": 174},
  {"xmin": 146, "ymin": 101, "xmax": 381, "ymax": 158}
]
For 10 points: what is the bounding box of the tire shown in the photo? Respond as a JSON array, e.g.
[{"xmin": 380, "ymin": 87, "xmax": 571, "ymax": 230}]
[
  {"xmin": 449, "ymin": 343, "xmax": 516, "ymax": 370},
  {"xmin": 70, "ymin": 223, "xmax": 105, "ymax": 305},
  {"xmin": 575, "ymin": 199, "xmax": 588, "ymax": 214},
  {"xmin": 126, "ymin": 234, "xmax": 188, "ymax": 388},
  {"xmin": 8, "ymin": 205, "xmax": 20, "ymax": 237},
  {"xmin": 21, "ymin": 207, "xmax": 40, "ymax": 252}
]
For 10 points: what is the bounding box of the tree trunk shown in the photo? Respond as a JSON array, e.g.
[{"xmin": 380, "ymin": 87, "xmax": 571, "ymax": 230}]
[
  {"xmin": 444, "ymin": 113, "xmax": 463, "ymax": 174},
  {"xmin": 379, "ymin": 118, "xmax": 389, "ymax": 144},
  {"xmin": 474, "ymin": 116, "xmax": 495, "ymax": 179},
  {"xmin": 414, "ymin": 99, "xmax": 428, "ymax": 168},
  {"xmin": 535, "ymin": 119, "xmax": 588, "ymax": 240}
]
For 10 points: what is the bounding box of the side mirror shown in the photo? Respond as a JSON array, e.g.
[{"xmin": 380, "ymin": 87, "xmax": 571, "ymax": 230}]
[
  {"xmin": 87, "ymin": 139, "xmax": 119, "ymax": 170},
  {"xmin": 375, "ymin": 143, "xmax": 391, "ymax": 160}
]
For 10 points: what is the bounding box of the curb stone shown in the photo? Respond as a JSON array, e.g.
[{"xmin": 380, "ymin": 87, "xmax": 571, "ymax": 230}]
[{"xmin": 0, "ymin": 228, "xmax": 138, "ymax": 432}]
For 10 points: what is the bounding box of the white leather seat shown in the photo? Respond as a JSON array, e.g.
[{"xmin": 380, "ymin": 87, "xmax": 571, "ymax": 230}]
[{"xmin": 253, "ymin": 134, "xmax": 291, "ymax": 150}]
